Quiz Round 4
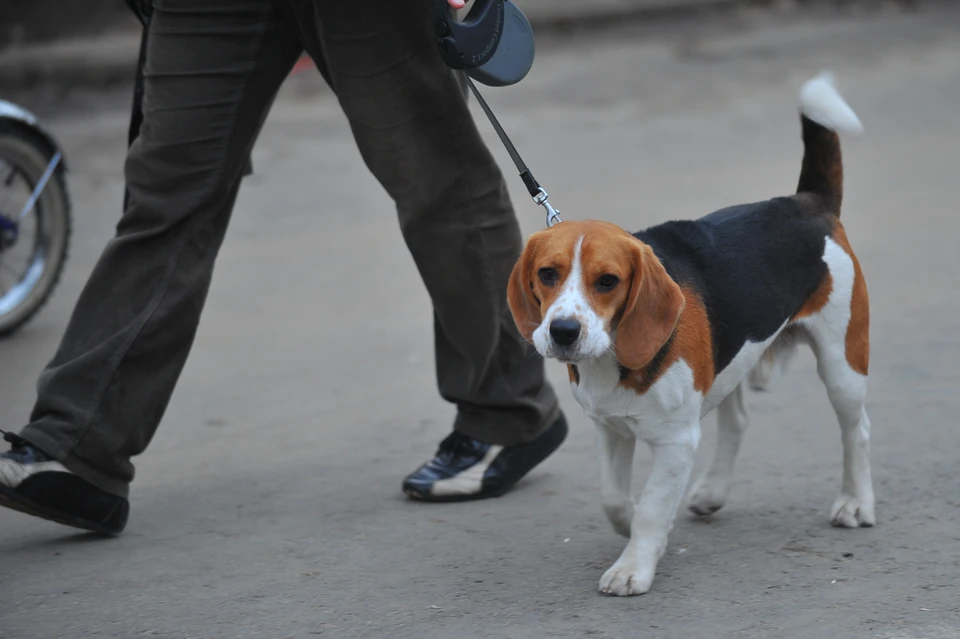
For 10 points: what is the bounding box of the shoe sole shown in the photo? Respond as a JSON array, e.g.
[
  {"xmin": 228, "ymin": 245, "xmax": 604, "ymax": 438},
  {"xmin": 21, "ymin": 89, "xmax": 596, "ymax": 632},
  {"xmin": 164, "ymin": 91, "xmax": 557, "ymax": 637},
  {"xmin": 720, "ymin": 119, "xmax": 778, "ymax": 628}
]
[
  {"xmin": 0, "ymin": 485, "xmax": 121, "ymax": 535},
  {"xmin": 403, "ymin": 484, "xmax": 511, "ymax": 503}
]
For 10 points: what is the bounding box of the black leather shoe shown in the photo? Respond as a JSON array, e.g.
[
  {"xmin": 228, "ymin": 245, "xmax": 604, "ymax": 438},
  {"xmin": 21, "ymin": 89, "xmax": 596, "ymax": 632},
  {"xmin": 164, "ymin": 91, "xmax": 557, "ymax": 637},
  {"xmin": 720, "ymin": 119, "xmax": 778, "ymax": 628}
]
[
  {"xmin": 0, "ymin": 431, "xmax": 129, "ymax": 535},
  {"xmin": 402, "ymin": 413, "xmax": 567, "ymax": 502}
]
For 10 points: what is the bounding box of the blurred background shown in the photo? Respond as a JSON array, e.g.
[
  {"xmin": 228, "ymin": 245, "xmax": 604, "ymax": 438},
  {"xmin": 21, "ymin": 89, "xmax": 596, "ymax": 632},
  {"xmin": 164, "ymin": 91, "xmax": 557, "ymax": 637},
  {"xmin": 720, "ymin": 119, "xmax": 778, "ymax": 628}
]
[{"xmin": 1, "ymin": 1, "xmax": 957, "ymax": 638}]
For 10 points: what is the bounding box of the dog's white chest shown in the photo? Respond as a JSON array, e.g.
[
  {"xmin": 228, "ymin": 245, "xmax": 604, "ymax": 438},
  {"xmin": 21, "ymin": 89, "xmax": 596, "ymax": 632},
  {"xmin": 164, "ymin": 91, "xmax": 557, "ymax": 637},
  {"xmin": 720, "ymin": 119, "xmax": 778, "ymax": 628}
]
[{"xmin": 571, "ymin": 354, "xmax": 702, "ymax": 439}]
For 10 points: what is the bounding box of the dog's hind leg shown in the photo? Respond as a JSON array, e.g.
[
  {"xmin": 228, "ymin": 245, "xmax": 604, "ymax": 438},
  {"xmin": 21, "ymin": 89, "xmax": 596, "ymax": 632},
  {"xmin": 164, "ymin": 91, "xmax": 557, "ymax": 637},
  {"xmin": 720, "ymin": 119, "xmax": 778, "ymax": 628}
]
[
  {"xmin": 814, "ymin": 336, "xmax": 875, "ymax": 527},
  {"xmin": 801, "ymin": 232, "xmax": 875, "ymax": 528},
  {"xmin": 687, "ymin": 384, "xmax": 748, "ymax": 517}
]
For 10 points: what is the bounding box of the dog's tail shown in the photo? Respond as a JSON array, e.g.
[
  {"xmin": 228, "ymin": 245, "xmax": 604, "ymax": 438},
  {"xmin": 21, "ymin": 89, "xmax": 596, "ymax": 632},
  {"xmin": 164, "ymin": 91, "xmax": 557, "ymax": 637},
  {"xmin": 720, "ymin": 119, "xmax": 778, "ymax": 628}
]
[{"xmin": 796, "ymin": 72, "xmax": 863, "ymax": 213}]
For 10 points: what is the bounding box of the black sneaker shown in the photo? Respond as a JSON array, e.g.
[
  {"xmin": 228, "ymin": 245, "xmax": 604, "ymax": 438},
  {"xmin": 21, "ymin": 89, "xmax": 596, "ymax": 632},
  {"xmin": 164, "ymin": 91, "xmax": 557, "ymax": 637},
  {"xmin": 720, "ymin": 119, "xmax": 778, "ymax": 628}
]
[
  {"xmin": 0, "ymin": 431, "xmax": 129, "ymax": 535},
  {"xmin": 402, "ymin": 413, "xmax": 567, "ymax": 502}
]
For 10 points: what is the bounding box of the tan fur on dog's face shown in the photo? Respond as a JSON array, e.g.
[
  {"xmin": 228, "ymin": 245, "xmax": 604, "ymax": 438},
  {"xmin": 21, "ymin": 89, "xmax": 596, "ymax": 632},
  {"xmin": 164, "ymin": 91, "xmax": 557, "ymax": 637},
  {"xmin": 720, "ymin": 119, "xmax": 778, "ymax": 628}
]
[{"xmin": 507, "ymin": 220, "xmax": 685, "ymax": 370}]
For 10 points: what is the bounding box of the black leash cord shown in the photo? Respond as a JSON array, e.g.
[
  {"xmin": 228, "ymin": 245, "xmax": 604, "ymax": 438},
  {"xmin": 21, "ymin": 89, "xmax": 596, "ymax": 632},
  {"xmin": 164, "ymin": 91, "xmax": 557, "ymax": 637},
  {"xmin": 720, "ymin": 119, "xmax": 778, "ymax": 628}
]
[{"xmin": 465, "ymin": 76, "xmax": 562, "ymax": 227}]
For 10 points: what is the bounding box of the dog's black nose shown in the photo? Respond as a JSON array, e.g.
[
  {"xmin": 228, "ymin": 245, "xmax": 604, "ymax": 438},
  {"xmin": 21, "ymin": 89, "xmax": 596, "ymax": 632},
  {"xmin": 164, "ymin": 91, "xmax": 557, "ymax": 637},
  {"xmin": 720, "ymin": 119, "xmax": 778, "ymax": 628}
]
[{"xmin": 549, "ymin": 318, "xmax": 581, "ymax": 347}]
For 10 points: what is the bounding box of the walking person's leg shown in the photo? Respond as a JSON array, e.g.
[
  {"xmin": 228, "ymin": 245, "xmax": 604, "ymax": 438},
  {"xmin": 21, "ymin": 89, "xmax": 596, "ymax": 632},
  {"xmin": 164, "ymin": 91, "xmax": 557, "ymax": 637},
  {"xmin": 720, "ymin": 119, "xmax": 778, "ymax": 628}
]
[
  {"xmin": 302, "ymin": 0, "xmax": 565, "ymax": 501},
  {"xmin": 0, "ymin": 0, "xmax": 303, "ymax": 533}
]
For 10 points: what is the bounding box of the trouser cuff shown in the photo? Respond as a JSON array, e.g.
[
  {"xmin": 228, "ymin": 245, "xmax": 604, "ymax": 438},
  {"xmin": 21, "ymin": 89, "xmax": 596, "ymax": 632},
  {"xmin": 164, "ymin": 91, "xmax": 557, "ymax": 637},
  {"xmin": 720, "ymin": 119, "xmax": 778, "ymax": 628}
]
[{"xmin": 17, "ymin": 426, "xmax": 130, "ymax": 498}]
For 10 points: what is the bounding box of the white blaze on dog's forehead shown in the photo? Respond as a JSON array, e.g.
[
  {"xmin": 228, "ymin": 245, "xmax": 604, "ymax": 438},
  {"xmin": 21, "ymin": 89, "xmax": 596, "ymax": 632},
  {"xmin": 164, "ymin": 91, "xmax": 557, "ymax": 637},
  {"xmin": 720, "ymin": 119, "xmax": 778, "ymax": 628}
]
[
  {"xmin": 544, "ymin": 235, "xmax": 585, "ymax": 322},
  {"xmin": 565, "ymin": 236, "xmax": 585, "ymax": 296}
]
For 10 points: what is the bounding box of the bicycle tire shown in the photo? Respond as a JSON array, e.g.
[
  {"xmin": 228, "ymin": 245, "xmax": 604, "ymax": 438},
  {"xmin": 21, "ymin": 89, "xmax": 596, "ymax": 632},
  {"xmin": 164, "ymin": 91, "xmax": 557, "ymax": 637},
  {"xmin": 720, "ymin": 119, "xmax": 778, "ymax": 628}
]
[{"xmin": 0, "ymin": 123, "xmax": 72, "ymax": 337}]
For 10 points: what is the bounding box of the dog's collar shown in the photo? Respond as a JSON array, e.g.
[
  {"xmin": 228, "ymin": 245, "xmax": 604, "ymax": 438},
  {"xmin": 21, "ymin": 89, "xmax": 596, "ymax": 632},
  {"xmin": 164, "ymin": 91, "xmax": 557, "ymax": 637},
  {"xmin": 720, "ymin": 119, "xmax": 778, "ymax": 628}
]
[{"xmin": 617, "ymin": 331, "xmax": 677, "ymax": 383}]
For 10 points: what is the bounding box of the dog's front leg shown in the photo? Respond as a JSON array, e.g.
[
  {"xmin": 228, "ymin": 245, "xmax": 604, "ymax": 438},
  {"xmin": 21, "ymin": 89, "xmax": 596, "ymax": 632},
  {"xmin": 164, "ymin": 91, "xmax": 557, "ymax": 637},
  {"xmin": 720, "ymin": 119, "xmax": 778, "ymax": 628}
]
[
  {"xmin": 595, "ymin": 419, "xmax": 637, "ymax": 538},
  {"xmin": 599, "ymin": 419, "xmax": 701, "ymax": 596}
]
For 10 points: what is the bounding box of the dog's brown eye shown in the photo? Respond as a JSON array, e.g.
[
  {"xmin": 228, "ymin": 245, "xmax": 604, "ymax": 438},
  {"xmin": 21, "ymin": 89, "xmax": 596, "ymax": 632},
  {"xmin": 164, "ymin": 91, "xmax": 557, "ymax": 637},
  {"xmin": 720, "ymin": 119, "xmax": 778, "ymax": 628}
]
[
  {"xmin": 538, "ymin": 267, "xmax": 559, "ymax": 287},
  {"xmin": 596, "ymin": 274, "xmax": 620, "ymax": 292}
]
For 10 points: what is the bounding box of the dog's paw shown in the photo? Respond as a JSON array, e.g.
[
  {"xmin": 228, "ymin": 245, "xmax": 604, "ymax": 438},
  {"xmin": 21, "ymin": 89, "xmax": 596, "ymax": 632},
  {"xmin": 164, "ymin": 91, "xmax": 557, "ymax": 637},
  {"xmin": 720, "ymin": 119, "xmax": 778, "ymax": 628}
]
[
  {"xmin": 598, "ymin": 560, "xmax": 655, "ymax": 597},
  {"xmin": 687, "ymin": 476, "xmax": 729, "ymax": 517},
  {"xmin": 830, "ymin": 494, "xmax": 876, "ymax": 528}
]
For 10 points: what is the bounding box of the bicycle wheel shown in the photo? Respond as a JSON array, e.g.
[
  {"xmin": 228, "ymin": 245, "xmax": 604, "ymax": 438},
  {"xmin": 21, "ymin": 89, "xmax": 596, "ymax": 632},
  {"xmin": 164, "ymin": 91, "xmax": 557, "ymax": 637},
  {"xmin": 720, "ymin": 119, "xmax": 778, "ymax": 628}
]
[{"xmin": 0, "ymin": 124, "xmax": 71, "ymax": 337}]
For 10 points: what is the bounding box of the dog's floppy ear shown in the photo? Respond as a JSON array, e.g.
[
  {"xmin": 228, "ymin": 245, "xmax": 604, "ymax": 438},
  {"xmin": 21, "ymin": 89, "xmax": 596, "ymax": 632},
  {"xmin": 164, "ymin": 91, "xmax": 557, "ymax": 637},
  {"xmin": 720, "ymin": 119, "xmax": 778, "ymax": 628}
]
[
  {"xmin": 507, "ymin": 236, "xmax": 543, "ymax": 343},
  {"xmin": 615, "ymin": 241, "xmax": 686, "ymax": 370}
]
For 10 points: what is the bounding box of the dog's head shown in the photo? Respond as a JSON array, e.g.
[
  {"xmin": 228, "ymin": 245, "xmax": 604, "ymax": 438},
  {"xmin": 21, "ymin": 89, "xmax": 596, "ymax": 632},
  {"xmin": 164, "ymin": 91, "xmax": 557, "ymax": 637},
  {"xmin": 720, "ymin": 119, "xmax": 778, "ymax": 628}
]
[{"xmin": 507, "ymin": 220, "xmax": 685, "ymax": 370}]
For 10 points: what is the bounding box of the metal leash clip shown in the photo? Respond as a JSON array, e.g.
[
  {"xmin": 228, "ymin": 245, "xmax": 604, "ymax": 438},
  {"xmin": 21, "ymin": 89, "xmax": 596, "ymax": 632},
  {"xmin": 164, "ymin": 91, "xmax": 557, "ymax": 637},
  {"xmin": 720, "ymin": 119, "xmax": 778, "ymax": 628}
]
[{"xmin": 534, "ymin": 188, "xmax": 561, "ymax": 228}]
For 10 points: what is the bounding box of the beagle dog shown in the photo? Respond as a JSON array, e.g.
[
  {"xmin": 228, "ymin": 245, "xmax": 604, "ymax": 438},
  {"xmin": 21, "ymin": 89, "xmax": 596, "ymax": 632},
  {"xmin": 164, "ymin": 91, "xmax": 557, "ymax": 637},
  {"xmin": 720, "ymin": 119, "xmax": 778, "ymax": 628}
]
[{"xmin": 507, "ymin": 73, "xmax": 874, "ymax": 597}]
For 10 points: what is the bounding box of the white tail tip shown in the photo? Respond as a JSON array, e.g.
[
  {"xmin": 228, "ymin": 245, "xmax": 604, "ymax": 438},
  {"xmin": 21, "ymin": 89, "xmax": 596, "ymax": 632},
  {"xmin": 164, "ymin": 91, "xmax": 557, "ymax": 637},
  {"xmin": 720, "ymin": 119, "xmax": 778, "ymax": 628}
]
[{"xmin": 799, "ymin": 71, "xmax": 863, "ymax": 134}]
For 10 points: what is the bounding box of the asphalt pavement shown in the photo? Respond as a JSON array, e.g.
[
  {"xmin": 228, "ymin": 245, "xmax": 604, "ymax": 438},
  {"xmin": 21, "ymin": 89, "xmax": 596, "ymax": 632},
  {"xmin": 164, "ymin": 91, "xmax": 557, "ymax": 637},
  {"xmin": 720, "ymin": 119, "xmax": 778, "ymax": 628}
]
[{"xmin": 1, "ymin": 4, "xmax": 958, "ymax": 638}]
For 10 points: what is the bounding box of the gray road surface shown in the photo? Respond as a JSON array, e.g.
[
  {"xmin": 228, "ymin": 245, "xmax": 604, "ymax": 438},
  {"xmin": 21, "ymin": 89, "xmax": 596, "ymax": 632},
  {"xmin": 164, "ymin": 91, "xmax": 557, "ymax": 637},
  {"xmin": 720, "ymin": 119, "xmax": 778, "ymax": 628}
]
[{"xmin": 1, "ymin": 5, "xmax": 959, "ymax": 638}]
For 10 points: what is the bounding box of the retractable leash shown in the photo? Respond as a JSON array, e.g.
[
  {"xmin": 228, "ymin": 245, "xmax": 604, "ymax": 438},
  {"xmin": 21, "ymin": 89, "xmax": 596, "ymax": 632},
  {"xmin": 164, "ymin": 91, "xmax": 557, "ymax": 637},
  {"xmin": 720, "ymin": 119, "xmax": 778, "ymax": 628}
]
[{"xmin": 434, "ymin": 0, "xmax": 562, "ymax": 228}]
